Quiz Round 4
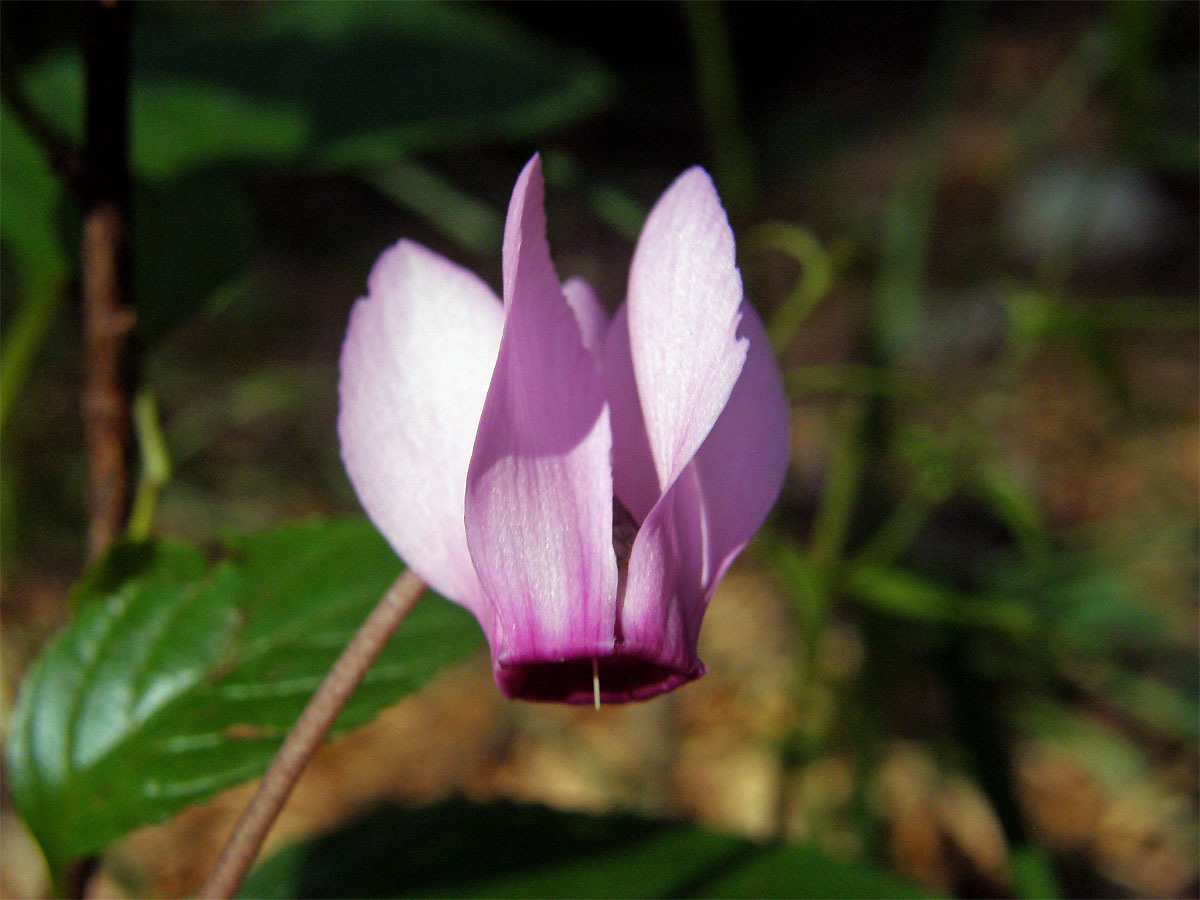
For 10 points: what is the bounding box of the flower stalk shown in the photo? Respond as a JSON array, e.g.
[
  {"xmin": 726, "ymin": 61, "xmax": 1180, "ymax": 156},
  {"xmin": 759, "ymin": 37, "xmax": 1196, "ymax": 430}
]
[{"xmin": 197, "ymin": 570, "xmax": 427, "ymax": 899}]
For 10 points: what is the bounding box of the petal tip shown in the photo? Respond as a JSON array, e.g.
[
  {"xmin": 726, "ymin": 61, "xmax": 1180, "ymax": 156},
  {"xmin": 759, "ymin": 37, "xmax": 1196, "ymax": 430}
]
[{"xmin": 513, "ymin": 153, "xmax": 545, "ymax": 204}]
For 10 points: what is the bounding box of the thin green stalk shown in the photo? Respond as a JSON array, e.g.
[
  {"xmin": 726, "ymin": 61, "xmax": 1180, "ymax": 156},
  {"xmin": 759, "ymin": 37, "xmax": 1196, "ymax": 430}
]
[
  {"xmin": 809, "ymin": 399, "xmax": 870, "ymax": 579},
  {"xmin": 855, "ymin": 479, "xmax": 951, "ymax": 567},
  {"xmin": 874, "ymin": 2, "xmax": 983, "ymax": 363},
  {"xmin": 1008, "ymin": 25, "xmax": 1114, "ymax": 167},
  {"xmin": 125, "ymin": 390, "xmax": 171, "ymax": 541},
  {"xmin": 680, "ymin": 0, "xmax": 757, "ymax": 217},
  {"xmin": 750, "ymin": 222, "xmax": 837, "ymax": 355},
  {"xmin": 366, "ymin": 160, "xmax": 502, "ymax": 255},
  {"xmin": 540, "ymin": 151, "xmax": 646, "ymax": 240}
]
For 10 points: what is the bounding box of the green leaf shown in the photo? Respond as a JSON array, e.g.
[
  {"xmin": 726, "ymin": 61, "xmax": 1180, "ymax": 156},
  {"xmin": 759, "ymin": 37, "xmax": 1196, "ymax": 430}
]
[
  {"xmin": 845, "ymin": 564, "xmax": 1036, "ymax": 635},
  {"xmin": 985, "ymin": 551, "xmax": 1166, "ymax": 656},
  {"xmin": 1011, "ymin": 844, "xmax": 1062, "ymax": 900},
  {"xmin": 17, "ymin": 3, "xmax": 612, "ymax": 180},
  {"xmin": 132, "ymin": 172, "xmax": 254, "ymax": 344},
  {"xmin": 0, "ymin": 104, "xmax": 66, "ymax": 274},
  {"xmin": 1084, "ymin": 664, "xmax": 1199, "ymax": 743},
  {"xmin": 6, "ymin": 542, "xmax": 234, "ymax": 869},
  {"xmin": 68, "ymin": 539, "xmax": 207, "ymax": 612},
  {"xmin": 5, "ymin": 518, "xmax": 484, "ymax": 870},
  {"xmin": 0, "ymin": 104, "xmax": 70, "ymax": 430},
  {"xmin": 239, "ymin": 800, "xmax": 933, "ymax": 899}
]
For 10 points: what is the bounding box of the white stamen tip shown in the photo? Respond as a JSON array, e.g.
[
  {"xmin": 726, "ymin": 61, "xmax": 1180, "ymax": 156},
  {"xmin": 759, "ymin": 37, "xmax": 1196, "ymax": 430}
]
[{"xmin": 592, "ymin": 657, "xmax": 600, "ymax": 711}]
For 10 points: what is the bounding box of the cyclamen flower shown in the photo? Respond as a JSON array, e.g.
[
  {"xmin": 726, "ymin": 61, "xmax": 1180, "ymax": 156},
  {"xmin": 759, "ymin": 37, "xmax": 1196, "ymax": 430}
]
[{"xmin": 339, "ymin": 155, "xmax": 788, "ymax": 704}]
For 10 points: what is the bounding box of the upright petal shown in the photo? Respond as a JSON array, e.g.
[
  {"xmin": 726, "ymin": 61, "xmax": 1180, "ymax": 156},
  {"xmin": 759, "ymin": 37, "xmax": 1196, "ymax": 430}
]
[
  {"xmin": 338, "ymin": 240, "xmax": 503, "ymax": 610},
  {"xmin": 466, "ymin": 156, "xmax": 619, "ymax": 681},
  {"xmin": 626, "ymin": 167, "xmax": 748, "ymax": 493},
  {"xmin": 617, "ymin": 294, "xmax": 789, "ymax": 685}
]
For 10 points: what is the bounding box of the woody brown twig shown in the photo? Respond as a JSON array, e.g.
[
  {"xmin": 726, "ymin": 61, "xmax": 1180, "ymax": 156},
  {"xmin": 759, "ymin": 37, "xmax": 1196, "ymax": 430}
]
[
  {"xmin": 63, "ymin": 6, "xmax": 135, "ymax": 894},
  {"xmin": 80, "ymin": 0, "xmax": 135, "ymax": 564}
]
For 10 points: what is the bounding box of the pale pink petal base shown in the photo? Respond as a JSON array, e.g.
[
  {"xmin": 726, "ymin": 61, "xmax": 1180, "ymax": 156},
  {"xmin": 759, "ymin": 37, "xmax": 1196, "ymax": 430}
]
[
  {"xmin": 614, "ymin": 464, "xmax": 710, "ymax": 689},
  {"xmin": 562, "ymin": 276, "xmax": 609, "ymax": 360}
]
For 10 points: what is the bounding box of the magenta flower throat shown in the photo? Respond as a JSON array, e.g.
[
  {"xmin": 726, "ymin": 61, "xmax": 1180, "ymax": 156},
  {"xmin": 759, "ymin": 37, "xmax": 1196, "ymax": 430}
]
[{"xmin": 339, "ymin": 155, "xmax": 789, "ymax": 704}]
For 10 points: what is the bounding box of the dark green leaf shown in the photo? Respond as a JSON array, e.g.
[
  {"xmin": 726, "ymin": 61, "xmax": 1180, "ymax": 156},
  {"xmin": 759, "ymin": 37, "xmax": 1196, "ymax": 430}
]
[
  {"xmin": 68, "ymin": 539, "xmax": 209, "ymax": 612},
  {"xmin": 6, "ymin": 542, "xmax": 236, "ymax": 869},
  {"xmin": 239, "ymin": 800, "xmax": 933, "ymax": 899},
  {"xmin": 132, "ymin": 172, "xmax": 254, "ymax": 344},
  {"xmin": 0, "ymin": 104, "xmax": 65, "ymax": 272},
  {"xmin": 5, "ymin": 518, "xmax": 484, "ymax": 869},
  {"xmin": 0, "ymin": 104, "xmax": 70, "ymax": 429},
  {"xmin": 17, "ymin": 3, "xmax": 612, "ymax": 180}
]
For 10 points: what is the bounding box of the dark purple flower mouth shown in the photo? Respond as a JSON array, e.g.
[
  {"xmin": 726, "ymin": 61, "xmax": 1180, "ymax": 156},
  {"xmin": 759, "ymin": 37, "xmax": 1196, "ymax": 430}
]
[{"xmin": 495, "ymin": 652, "xmax": 703, "ymax": 705}]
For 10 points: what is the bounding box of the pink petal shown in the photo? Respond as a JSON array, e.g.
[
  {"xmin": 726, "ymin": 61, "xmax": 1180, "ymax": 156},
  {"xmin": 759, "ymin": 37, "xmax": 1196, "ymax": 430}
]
[
  {"xmin": 338, "ymin": 240, "xmax": 503, "ymax": 611},
  {"xmin": 626, "ymin": 167, "xmax": 748, "ymax": 494},
  {"xmin": 616, "ymin": 464, "xmax": 709, "ymax": 692},
  {"xmin": 465, "ymin": 155, "xmax": 619, "ymax": 671},
  {"xmin": 616, "ymin": 299, "xmax": 789, "ymax": 683},
  {"xmin": 603, "ymin": 303, "xmax": 661, "ymax": 524},
  {"xmin": 562, "ymin": 276, "xmax": 608, "ymax": 360},
  {"xmin": 691, "ymin": 299, "xmax": 790, "ymax": 585}
]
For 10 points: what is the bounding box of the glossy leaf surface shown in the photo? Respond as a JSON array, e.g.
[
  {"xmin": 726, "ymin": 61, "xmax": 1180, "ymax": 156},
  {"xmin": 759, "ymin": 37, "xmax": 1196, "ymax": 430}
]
[{"xmin": 5, "ymin": 518, "xmax": 483, "ymax": 868}]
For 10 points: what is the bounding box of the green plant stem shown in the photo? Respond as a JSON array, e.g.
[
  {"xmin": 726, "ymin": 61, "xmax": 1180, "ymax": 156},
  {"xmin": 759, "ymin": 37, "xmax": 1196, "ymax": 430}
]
[
  {"xmin": 366, "ymin": 160, "xmax": 502, "ymax": 255},
  {"xmin": 809, "ymin": 399, "xmax": 870, "ymax": 579},
  {"xmin": 125, "ymin": 389, "xmax": 171, "ymax": 541},
  {"xmin": 874, "ymin": 2, "xmax": 983, "ymax": 363},
  {"xmin": 681, "ymin": 0, "xmax": 757, "ymax": 217},
  {"xmin": 855, "ymin": 478, "xmax": 952, "ymax": 567},
  {"xmin": 751, "ymin": 222, "xmax": 838, "ymax": 355},
  {"xmin": 197, "ymin": 569, "xmax": 427, "ymax": 900},
  {"xmin": 1009, "ymin": 24, "xmax": 1113, "ymax": 167}
]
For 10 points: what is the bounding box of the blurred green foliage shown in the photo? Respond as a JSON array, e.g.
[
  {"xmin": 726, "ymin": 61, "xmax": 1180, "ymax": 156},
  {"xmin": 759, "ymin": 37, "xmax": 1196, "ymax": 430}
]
[{"xmin": 1, "ymin": 0, "xmax": 613, "ymax": 428}]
